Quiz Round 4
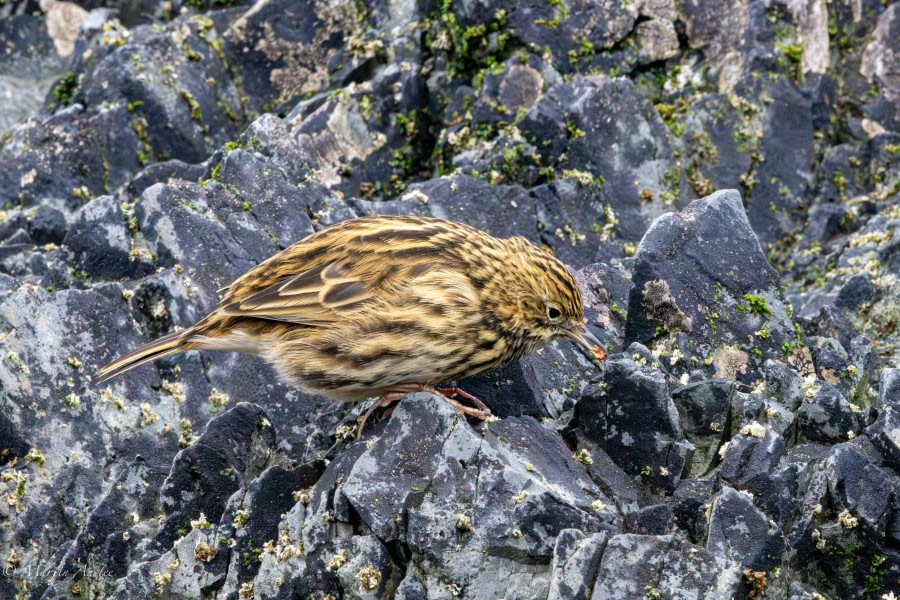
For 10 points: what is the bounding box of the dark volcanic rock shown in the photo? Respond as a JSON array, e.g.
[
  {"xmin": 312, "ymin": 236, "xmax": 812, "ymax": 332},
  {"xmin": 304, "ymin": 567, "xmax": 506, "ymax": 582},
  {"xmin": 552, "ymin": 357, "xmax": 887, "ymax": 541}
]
[
  {"xmin": 625, "ymin": 189, "xmax": 801, "ymax": 384},
  {"xmin": 591, "ymin": 534, "xmax": 742, "ymax": 599},
  {"xmin": 294, "ymin": 394, "xmax": 616, "ymax": 598},
  {"xmin": 672, "ymin": 379, "xmax": 734, "ymax": 474},
  {"xmin": 796, "ymin": 380, "xmax": 860, "ymax": 444},
  {"xmin": 706, "ymin": 486, "xmax": 785, "ymax": 571},
  {"xmin": 155, "ymin": 402, "xmax": 278, "ymax": 549},
  {"xmin": 547, "ymin": 529, "xmax": 608, "ymax": 600},
  {"xmin": 718, "ymin": 430, "xmax": 786, "ymax": 490},
  {"xmin": 521, "ymin": 77, "xmax": 686, "ymax": 263},
  {"xmin": 623, "ymin": 504, "xmax": 675, "ymax": 536},
  {"xmin": 576, "ymin": 353, "xmax": 690, "ymax": 491}
]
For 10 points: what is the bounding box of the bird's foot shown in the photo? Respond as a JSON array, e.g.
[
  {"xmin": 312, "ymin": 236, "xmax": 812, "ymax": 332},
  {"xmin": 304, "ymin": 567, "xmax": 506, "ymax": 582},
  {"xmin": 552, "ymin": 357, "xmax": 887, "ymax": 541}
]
[
  {"xmin": 356, "ymin": 383, "xmax": 493, "ymax": 438},
  {"xmin": 434, "ymin": 382, "xmax": 492, "ymax": 414}
]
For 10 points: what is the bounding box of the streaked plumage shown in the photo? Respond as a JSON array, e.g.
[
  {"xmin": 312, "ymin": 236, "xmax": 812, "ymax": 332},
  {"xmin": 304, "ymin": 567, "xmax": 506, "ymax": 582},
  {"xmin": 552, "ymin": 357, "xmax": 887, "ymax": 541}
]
[{"xmin": 98, "ymin": 215, "xmax": 606, "ymax": 417}]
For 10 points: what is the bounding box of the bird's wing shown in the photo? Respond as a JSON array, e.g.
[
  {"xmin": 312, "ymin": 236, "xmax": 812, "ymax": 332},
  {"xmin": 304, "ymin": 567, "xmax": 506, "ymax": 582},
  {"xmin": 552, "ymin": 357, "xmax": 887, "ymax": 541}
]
[
  {"xmin": 214, "ymin": 215, "xmax": 484, "ymax": 326},
  {"xmin": 217, "ymin": 259, "xmax": 379, "ymax": 325}
]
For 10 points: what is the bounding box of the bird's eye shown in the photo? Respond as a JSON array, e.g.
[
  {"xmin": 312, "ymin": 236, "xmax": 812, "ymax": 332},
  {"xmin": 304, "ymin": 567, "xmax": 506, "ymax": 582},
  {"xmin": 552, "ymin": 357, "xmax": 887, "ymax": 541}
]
[{"xmin": 547, "ymin": 305, "xmax": 562, "ymax": 321}]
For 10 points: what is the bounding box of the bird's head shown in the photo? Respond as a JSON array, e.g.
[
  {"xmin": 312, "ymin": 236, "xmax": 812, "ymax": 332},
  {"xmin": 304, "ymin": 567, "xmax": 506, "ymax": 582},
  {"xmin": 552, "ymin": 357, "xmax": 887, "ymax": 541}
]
[{"xmin": 487, "ymin": 238, "xmax": 608, "ymax": 362}]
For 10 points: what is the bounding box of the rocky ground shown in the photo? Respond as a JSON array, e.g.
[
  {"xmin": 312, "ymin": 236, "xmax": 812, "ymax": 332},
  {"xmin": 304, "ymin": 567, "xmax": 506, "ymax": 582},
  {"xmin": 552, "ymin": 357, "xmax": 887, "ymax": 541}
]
[{"xmin": 0, "ymin": 0, "xmax": 899, "ymax": 598}]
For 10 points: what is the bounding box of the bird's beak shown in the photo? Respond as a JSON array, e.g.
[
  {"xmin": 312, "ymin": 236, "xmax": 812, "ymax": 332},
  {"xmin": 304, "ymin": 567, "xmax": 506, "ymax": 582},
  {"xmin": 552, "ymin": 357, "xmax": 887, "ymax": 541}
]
[{"xmin": 564, "ymin": 326, "xmax": 608, "ymax": 362}]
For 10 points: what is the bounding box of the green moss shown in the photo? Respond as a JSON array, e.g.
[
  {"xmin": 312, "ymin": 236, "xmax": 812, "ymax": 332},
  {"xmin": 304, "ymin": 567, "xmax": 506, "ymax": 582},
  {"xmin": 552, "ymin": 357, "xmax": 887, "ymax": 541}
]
[
  {"xmin": 655, "ymin": 102, "xmax": 685, "ymax": 137},
  {"xmin": 782, "ymin": 340, "xmax": 803, "ymax": 355},
  {"xmin": 474, "ymin": 122, "xmax": 495, "ymax": 140},
  {"xmin": 778, "ymin": 41, "xmax": 803, "ymax": 63},
  {"xmin": 742, "ymin": 294, "xmax": 771, "ymax": 317},
  {"xmin": 179, "ymin": 89, "xmax": 203, "ymax": 123},
  {"xmin": 501, "ymin": 144, "xmax": 524, "ymax": 177},
  {"xmin": 428, "ymin": 3, "xmax": 507, "ymax": 83},
  {"xmin": 182, "ymin": 42, "xmax": 202, "ymax": 61},
  {"xmin": 833, "ymin": 171, "xmax": 847, "ymax": 195},
  {"xmin": 52, "ymin": 72, "xmax": 78, "ymax": 107},
  {"xmin": 566, "ymin": 120, "xmax": 585, "ymax": 139}
]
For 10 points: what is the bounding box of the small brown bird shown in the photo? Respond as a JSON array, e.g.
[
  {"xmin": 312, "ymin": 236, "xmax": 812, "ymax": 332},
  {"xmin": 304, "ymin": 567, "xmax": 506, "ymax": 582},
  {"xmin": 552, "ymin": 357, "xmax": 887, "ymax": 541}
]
[{"xmin": 98, "ymin": 215, "xmax": 607, "ymax": 430}]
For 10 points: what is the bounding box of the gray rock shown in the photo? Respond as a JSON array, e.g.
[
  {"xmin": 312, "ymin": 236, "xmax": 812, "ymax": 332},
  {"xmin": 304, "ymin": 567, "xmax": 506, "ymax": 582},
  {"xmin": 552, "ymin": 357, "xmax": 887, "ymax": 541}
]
[
  {"xmin": 672, "ymin": 380, "xmax": 734, "ymax": 474},
  {"xmin": 224, "ymin": 0, "xmax": 360, "ymax": 113},
  {"xmin": 591, "ymin": 534, "xmax": 742, "ymax": 599},
  {"xmin": 796, "ymin": 381, "xmax": 859, "ymax": 444},
  {"xmin": 575, "ymin": 261, "xmax": 633, "ymax": 348},
  {"xmin": 521, "ymin": 77, "xmax": 685, "ymax": 263},
  {"xmin": 861, "ymin": 4, "xmax": 900, "ymax": 131},
  {"xmin": 765, "ymin": 360, "xmax": 807, "ymax": 411},
  {"xmin": 671, "ymin": 478, "xmax": 716, "ymax": 542},
  {"xmin": 623, "ymin": 504, "xmax": 675, "ymax": 535},
  {"xmin": 878, "ymin": 368, "xmax": 900, "ymax": 409},
  {"xmin": 354, "ymin": 175, "xmax": 540, "ymax": 244},
  {"xmin": 0, "ymin": 15, "xmax": 64, "ymax": 133},
  {"xmin": 155, "ymin": 402, "xmax": 279, "ymax": 550},
  {"xmin": 294, "ymin": 395, "xmax": 615, "ymax": 599},
  {"xmin": 718, "ymin": 430, "xmax": 786, "ymax": 491},
  {"xmin": 625, "ymin": 190, "xmax": 799, "ymax": 383},
  {"xmin": 706, "ymin": 486, "xmax": 784, "ymax": 570},
  {"xmin": 547, "ymin": 529, "xmax": 608, "ymax": 600},
  {"xmin": 835, "ymin": 273, "xmax": 877, "ymax": 311},
  {"xmin": 823, "ymin": 443, "xmax": 895, "ymax": 535},
  {"xmin": 576, "ymin": 354, "xmax": 689, "ymax": 491},
  {"xmin": 0, "ymin": 0, "xmax": 898, "ymax": 595},
  {"xmin": 867, "ymin": 405, "xmax": 900, "ymax": 471}
]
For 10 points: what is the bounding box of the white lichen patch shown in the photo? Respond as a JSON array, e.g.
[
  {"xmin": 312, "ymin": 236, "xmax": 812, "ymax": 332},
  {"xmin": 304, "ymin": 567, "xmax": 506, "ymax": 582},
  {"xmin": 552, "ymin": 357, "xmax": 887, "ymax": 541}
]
[
  {"xmin": 325, "ymin": 548, "xmax": 348, "ymax": 571},
  {"xmin": 456, "ymin": 513, "xmax": 475, "ymax": 532},
  {"xmin": 802, "ymin": 374, "xmax": 821, "ymax": 399},
  {"xmin": 207, "ymin": 388, "xmax": 229, "ymax": 411},
  {"xmin": 24, "ymin": 448, "xmax": 45, "ymax": 467},
  {"xmin": 739, "ymin": 421, "xmax": 766, "ymax": 437},
  {"xmin": 572, "ymin": 448, "xmax": 593, "ymax": 465},
  {"xmin": 355, "ymin": 564, "xmax": 381, "ymax": 590},
  {"xmin": 194, "ymin": 541, "xmax": 218, "ymax": 563},
  {"xmin": 718, "ymin": 441, "xmax": 730, "ymax": 459},
  {"xmin": 66, "ymin": 393, "xmax": 81, "ymax": 410},
  {"xmin": 162, "ymin": 380, "xmax": 186, "ymax": 403},
  {"xmin": 238, "ymin": 582, "xmax": 254, "ymax": 599},
  {"xmin": 838, "ymin": 509, "xmax": 858, "ymax": 530},
  {"xmin": 401, "ymin": 189, "xmax": 429, "ymax": 204},
  {"xmin": 233, "ymin": 508, "xmax": 250, "ymax": 528},
  {"xmin": 335, "ymin": 423, "xmax": 357, "ymax": 442},
  {"xmin": 151, "ymin": 571, "xmax": 172, "ymax": 593},
  {"xmin": 139, "ymin": 403, "xmax": 158, "ymax": 427},
  {"xmin": 263, "ymin": 529, "xmax": 303, "ymax": 562},
  {"xmin": 191, "ymin": 513, "xmax": 211, "ymax": 529},
  {"xmin": 293, "ymin": 488, "xmax": 311, "ymax": 505}
]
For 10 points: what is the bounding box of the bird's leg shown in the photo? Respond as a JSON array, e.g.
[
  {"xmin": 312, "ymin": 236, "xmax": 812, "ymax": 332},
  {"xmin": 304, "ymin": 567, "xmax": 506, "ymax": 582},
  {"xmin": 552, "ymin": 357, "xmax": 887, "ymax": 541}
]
[
  {"xmin": 356, "ymin": 392, "xmax": 404, "ymax": 439},
  {"xmin": 377, "ymin": 383, "xmax": 494, "ymax": 421},
  {"xmin": 435, "ymin": 382, "xmax": 491, "ymax": 413}
]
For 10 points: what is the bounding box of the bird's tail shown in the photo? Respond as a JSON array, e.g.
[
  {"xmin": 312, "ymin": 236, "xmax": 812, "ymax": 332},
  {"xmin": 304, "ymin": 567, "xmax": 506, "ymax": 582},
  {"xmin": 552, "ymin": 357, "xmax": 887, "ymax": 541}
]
[{"xmin": 96, "ymin": 330, "xmax": 197, "ymax": 384}]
